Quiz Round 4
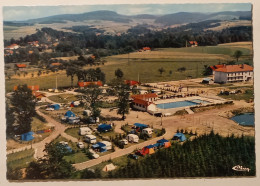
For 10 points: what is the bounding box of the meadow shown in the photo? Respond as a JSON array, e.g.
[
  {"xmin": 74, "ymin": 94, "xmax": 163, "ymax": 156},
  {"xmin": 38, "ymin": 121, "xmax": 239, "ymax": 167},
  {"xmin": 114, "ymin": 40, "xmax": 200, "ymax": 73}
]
[{"xmin": 5, "ymin": 42, "xmax": 253, "ymax": 92}]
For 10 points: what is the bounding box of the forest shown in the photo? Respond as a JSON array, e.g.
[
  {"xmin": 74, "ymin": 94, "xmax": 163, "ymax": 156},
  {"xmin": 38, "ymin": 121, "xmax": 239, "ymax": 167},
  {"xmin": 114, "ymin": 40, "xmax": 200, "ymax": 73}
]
[{"xmin": 4, "ymin": 22, "xmax": 252, "ymax": 64}]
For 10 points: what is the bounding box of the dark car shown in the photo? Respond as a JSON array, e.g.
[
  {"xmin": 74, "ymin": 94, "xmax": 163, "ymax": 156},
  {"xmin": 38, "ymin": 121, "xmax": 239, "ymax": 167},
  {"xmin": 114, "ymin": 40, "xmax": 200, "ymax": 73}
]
[{"xmin": 128, "ymin": 153, "xmax": 139, "ymax": 160}]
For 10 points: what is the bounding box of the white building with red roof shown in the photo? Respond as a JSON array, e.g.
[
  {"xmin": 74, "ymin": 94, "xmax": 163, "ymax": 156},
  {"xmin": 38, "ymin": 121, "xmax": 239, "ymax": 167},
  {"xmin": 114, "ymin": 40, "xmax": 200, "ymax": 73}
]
[
  {"xmin": 131, "ymin": 93, "xmax": 158, "ymax": 111},
  {"xmin": 211, "ymin": 64, "xmax": 253, "ymax": 83}
]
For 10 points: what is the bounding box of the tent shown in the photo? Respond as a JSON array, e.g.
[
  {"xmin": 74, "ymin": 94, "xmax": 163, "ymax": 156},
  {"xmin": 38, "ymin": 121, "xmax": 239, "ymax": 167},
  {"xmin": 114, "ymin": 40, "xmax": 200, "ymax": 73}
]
[
  {"xmin": 157, "ymin": 139, "xmax": 170, "ymax": 147},
  {"xmin": 138, "ymin": 145, "xmax": 155, "ymax": 156},
  {"xmin": 92, "ymin": 142, "xmax": 107, "ymax": 152},
  {"xmin": 173, "ymin": 133, "xmax": 187, "ymax": 142},
  {"xmin": 103, "ymin": 163, "xmax": 116, "ymax": 172},
  {"xmin": 70, "ymin": 101, "xmax": 80, "ymax": 107},
  {"xmin": 144, "ymin": 145, "xmax": 155, "ymax": 155},
  {"xmin": 50, "ymin": 104, "xmax": 60, "ymax": 110},
  {"xmin": 134, "ymin": 123, "xmax": 148, "ymax": 131},
  {"xmin": 97, "ymin": 124, "xmax": 112, "ymax": 132},
  {"xmin": 21, "ymin": 132, "xmax": 34, "ymax": 141},
  {"xmin": 65, "ymin": 110, "xmax": 76, "ymax": 117}
]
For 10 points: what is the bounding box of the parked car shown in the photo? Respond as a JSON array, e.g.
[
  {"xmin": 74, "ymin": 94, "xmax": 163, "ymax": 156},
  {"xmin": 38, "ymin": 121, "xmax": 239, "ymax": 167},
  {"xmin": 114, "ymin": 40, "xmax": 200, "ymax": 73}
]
[
  {"xmin": 77, "ymin": 142, "xmax": 84, "ymax": 149},
  {"xmin": 45, "ymin": 107, "xmax": 54, "ymax": 111},
  {"xmin": 120, "ymin": 139, "xmax": 128, "ymax": 145},
  {"xmin": 128, "ymin": 153, "xmax": 138, "ymax": 160}
]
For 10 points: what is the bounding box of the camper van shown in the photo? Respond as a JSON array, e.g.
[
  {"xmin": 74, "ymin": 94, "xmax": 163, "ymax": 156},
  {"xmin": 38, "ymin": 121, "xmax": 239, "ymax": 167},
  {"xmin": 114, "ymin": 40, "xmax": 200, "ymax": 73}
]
[
  {"xmin": 142, "ymin": 128, "xmax": 153, "ymax": 137},
  {"xmin": 127, "ymin": 134, "xmax": 139, "ymax": 143},
  {"xmin": 79, "ymin": 127, "xmax": 92, "ymax": 135},
  {"xmin": 68, "ymin": 117, "xmax": 80, "ymax": 124},
  {"xmin": 84, "ymin": 135, "xmax": 97, "ymax": 144},
  {"xmin": 101, "ymin": 141, "xmax": 112, "ymax": 150}
]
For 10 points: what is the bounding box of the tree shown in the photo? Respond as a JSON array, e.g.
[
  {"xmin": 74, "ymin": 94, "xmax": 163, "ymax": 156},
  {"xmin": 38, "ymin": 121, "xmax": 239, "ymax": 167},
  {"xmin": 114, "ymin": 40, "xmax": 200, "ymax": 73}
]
[
  {"xmin": 66, "ymin": 66, "xmax": 78, "ymax": 87},
  {"xmin": 158, "ymin": 67, "xmax": 165, "ymax": 76},
  {"xmin": 26, "ymin": 142, "xmax": 75, "ymax": 179},
  {"xmin": 6, "ymin": 167, "xmax": 23, "ymax": 180},
  {"xmin": 117, "ymin": 84, "xmax": 130, "ymax": 120},
  {"xmin": 115, "ymin": 68, "xmax": 124, "ymax": 79},
  {"xmin": 83, "ymin": 85, "xmax": 102, "ymax": 123},
  {"xmin": 6, "ymin": 103, "xmax": 15, "ymax": 138},
  {"xmin": 10, "ymin": 85, "xmax": 36, "ymax": 134},
  {"xmin": 203, "ymin": 65, "xmax": 212, "ymax": 76},
  {"xmin": 234, "ymin": 50, "xmax": 243, "ymax": 62}
]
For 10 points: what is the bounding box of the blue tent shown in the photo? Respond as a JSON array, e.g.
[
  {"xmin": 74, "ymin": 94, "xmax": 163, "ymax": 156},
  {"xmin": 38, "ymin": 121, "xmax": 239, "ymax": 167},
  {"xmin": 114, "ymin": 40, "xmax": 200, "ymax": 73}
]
[
  {"xmin": 65, "ymin": 110, "xmax": 76, "ymax": 117},
  {"xmin": 51, "ymin": 104, "xmax": 60, "ymax": 110},
  {"xmin": 97, "ymin": 124, "xmax": 112, "ymax": 132},
  {"xmin": 146, "ymin": 144, "xmax": 155, "ymax": 149},
  {"xmin": 157, "ymin": 139, "xmax": 169, "ymax": 145},
  {"xmin": 173, "ymin": 133, "xmax": 187, "ymax": 142},
  {"xmin": 21, "ymin": 132, "xmax": 34, "ymax": 141},
  {"xmin": 134, "ymin": 123, "xmax": 148, "ymax": 129},
  {"xmin": 92, "ymin": 142, "xmax": 107, "ymax": 152}
]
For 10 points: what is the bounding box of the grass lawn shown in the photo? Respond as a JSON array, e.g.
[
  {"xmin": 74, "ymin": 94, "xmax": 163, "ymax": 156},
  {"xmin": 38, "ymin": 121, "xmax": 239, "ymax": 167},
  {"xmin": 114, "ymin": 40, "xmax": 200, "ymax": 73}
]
[
  {"xmin": 31, "ymin": 117, "xmax": 48, "ymax": 131},
  {"xmin": 48, "ymin": 94, "xmax": 79, "ymax": 104},
  {"xmin": 7, "ymin": 149, "xmax": 35, "ymax": 169},
  {"xmin": 5, "ymin": 44, "xmax": 253, "ymax": 92}
]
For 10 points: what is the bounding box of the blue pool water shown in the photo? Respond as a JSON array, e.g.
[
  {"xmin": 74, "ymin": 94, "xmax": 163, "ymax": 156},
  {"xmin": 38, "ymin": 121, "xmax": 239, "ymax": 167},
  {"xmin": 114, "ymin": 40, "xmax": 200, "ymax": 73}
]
[
  {"xmin": 157, "ymin": 101, "xmax": 198, "ymax": 109},
  {"xmin": 231, "ymin": 113, "xmax": 254, "ymax": 126}
]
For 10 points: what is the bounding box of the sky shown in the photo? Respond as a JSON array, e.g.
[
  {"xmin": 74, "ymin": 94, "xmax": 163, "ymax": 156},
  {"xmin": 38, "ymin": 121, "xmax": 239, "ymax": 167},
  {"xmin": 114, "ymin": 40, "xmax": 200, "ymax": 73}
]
[{"xmin": 3, "ymin": 3, "xmax": 252, "ymax": 21}]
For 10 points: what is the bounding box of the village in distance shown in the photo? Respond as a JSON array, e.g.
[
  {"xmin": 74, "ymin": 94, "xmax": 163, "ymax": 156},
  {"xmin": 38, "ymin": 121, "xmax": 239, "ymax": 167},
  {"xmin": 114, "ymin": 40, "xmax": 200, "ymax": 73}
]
[{"xmin": 4, "ymin": 4, "xmax": 255, "ymax": 180}]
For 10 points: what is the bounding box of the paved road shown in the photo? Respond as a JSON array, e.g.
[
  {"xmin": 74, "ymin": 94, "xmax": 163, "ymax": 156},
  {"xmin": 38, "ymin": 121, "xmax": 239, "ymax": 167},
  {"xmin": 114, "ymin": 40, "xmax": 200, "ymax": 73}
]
[
  {"xmin": 73, "ymin": 131, "xmax": 171, "ymax": 170},
  {"xmin": 7, "ymin": 107, "xmax": 79, "ymax": 158}
]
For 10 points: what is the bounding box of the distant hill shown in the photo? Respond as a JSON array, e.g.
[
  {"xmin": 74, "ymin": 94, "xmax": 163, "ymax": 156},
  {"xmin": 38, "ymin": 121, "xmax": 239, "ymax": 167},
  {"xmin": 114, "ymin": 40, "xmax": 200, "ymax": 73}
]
[
  {"xmin": 5, "ymin": 10, "xmax": 251, "ymax": 26},
  {"xmin": 25, "ymin": 10, "xmax": 132, "ymax": 24},
  {"xmin": 154, "ymin": 11, "xmax": 252, "ymax": 25}
]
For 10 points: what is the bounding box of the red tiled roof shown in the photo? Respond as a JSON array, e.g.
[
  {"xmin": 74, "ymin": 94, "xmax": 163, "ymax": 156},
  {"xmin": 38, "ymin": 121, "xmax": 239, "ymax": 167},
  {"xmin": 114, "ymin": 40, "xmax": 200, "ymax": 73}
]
[
  {"xmin": 143, "ymin": 47, "xmax": 151, "ymax": 51},
  {"xmin": 133, "ymin": 98, "xmax": 151, "ymax": 106},
  {"xmin": 14, "ymin": 85, "xmax": 39, "ymax": 91},
  {"xmin": 131, "ymin": 93, "xmax": 157, "ymax": 100},
  {"xmin": 16, "ymin": 64, "xmax": 27, "ymax": 68},
  {"xmin": 214, "ymin": 64, "xmax": 253, "ymax": 73},
  {"xmin": 78, "ymin": 81, "xmax": 103, "ymax": 87},
  {"xmin": 125, "ymin": 80, "xmax": 140, "ymax": 86},
  {"xmin": 33, "ymin": 92, "xmax": 46, "ymax": 97},
  {"xmin": 51, "ymin": 63, "xmax": 61, "ymax": 66},
  {"xmin": 210, "ymin": 64, "xmax": 225, "ymax": 70},
  {"xmin": 189, "ymin": 41, "xmax": 198, "ymax": 45}
]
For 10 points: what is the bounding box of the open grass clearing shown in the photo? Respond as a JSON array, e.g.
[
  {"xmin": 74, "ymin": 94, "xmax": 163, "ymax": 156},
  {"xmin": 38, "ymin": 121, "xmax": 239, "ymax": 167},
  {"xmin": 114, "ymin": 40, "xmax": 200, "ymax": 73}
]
[
  {"xmin": 48, "ymin": 93, "xmax": 79, "ymax": 104},
  {"xmin": 7, "ymin": 149, "xmax": 35, "ymax": 169},
  {"xmin": 5, "ymin": 44, "xmax": 253, "ymax": 92}
]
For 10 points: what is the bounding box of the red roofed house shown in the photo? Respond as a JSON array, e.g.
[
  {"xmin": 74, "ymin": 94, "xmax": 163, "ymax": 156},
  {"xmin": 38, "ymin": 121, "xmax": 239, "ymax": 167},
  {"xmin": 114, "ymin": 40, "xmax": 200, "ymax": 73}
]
[
  {"xmin": 78, "ymin": 81, "xmax": 103, "ymax": 88},
  {"xmin": 5, "ymin": 44, "xmax": 20, "ymax": 50},
  {"xmin": 212, "ymin": 64, "xmax": 253, "ymax": 83},
  {"xmin": 125, "ymin": 80, "xmax": 140, "ymax": 86},
  {"xmin": 50, "ymin": 63, "xmax": 61, "ymax": 67},
  {"xmin": 15, "ymin": 64, "xmax": 27, "ymax": 71},
  {"xmin": 142, "ymin": 47, "xmax": 151, "ymax": 51},
  {"xmin": 131, "ymin": 93, "xmax": 158, "ymax": 111},
  {"xmin": 189, "ymin": 41, "xmax": 198, "ymax": 47},
  {"xmin": 14, "ymin": 85, "xmax": 39, "ymax": 91}
]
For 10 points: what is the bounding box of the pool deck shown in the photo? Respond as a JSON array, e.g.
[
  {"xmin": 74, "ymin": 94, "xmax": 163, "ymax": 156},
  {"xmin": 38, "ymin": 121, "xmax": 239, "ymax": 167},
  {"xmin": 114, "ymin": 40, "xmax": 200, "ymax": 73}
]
[{"xmin": 148, "ymin": 96, "xmax": 229, "ymax": 115}]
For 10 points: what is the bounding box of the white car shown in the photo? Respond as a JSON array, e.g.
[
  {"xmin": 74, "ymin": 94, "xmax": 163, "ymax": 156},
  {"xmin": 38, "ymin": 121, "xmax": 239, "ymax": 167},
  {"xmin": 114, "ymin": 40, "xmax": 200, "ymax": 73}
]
[
  {"xmin": 77, "ymin": 142, "xmax": 84, "ymax": 149},
  {"xmin": 45, "ymin": 107, "xmax": 54, "ymax": 111},
  {"xmin": 120, "ymin": 139, "xmax": 128, "ymax": 145}
]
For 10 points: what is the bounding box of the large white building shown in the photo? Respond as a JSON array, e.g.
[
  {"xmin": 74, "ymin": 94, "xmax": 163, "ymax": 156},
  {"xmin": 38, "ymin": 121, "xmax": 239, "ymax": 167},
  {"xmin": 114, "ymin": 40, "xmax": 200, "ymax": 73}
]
[{"xmin": 211, "ymin": 64, "xmax": 253, "ymax": 83}]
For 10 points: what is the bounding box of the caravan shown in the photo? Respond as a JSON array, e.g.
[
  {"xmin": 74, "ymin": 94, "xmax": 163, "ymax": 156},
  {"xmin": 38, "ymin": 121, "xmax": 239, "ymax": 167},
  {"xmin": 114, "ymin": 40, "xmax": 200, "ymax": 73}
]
[
  {"xmin": 142, "ymin": 128, "xmax": 153, "ymax": 137},
  {"xmin": 84, "ymin": 134, "xmax": 97, "ymax": 144},
  {"xmin": 127, "ymin": 134, "xmax": 139, "ymax": 143},
  {"xmin": 79, "ymin": 127, "xmax": 92, "ymax": 135}
]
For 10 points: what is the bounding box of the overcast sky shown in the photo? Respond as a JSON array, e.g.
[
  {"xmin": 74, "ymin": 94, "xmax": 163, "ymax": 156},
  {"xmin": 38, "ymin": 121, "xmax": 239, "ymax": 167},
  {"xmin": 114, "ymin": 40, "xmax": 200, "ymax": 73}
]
[{"xmin": 3, "ymin": 3, "xmax": 252, "ymax": 21}]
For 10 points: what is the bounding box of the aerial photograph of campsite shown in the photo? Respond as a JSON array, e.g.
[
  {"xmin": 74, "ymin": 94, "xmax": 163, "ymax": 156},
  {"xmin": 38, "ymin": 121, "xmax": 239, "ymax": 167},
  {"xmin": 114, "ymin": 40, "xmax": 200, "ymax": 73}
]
[{"xmin": 4, "ymin": 3, "xmax": 255, "ymax": 180}]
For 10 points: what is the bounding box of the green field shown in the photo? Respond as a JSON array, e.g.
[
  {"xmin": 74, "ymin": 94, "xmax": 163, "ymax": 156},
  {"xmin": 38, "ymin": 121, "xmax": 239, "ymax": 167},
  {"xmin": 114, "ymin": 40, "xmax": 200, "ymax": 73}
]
[
  {"xmin": 7, "ymin": 149, "xmax": 35, "ymax": 169},
  {"xmin": 5, "ymin": 43, "xmax": 253, "ymax": 92}
]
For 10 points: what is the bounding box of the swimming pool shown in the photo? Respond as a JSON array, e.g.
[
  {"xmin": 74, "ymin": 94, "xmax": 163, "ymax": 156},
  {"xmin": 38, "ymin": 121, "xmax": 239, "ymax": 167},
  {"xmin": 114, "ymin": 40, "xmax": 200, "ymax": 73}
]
[{"xmin": 157, "ymin": 101, "xmax": 198, "ymax": 109}]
